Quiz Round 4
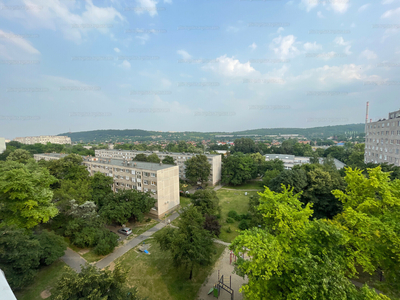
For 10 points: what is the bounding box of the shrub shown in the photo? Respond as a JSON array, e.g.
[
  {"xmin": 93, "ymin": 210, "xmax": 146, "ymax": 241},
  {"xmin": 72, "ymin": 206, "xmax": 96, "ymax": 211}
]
[
  {"xmin": 239, "ymin": 213, "xmax": 251, "ymax": 220},
  {"xmin": 238, "ymin": 219, "xmax": 249, "ymax": 230},
  {"xmin": 93, "ymin": 231, "xmax": 118, "ymax": 256},
  {"xmin": 215, "ymin": 213, "xmax": 221, "ymax": 219},
  {"xmin": 226, "ymin": 217, "xmax": 235, "ymax": 224},
  {"xmin": 225, "ymin": 226, "xmax": 232, "ymax": 233},
  {"xmin": 228, "ymin": 210, "xmax": 238, "ymax": 219},
  {"xmin": 146, "ymin": 217, "xmax": 152, "ymax": 222}
]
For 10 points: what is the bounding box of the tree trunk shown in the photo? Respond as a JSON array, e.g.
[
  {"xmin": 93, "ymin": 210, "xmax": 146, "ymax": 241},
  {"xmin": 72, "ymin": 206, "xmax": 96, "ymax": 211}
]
[{"xmin": 189, "ymin": 268, "xmax": 193, "ymax": 280}]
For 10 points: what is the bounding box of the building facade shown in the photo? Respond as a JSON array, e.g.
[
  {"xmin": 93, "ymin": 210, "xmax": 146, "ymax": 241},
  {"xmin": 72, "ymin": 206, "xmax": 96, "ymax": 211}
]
[
  {"xmin": 14, "ymin": 135, "xmax": 71, "ymax": 145},
  {"xmin": 264, "ymin": 154, "xmax": 346, "ymax": 170},
  {"xmin": 0, "ymin": 137, "xmax": 5, "ymax": 154},
  {"xmin": 95, "ymin": 149, "xmax": 222, "ymax": 185},
  {"xmin": 34, "ymin": 153, "xmax": 180, "ymax": 218},
  {"xmin": 364, "ymin": 109, "xmax": 400, "ymax": 166}
]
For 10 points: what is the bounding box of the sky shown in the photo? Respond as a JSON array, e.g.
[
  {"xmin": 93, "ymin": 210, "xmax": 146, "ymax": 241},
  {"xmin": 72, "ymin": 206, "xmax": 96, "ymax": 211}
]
[{"xmin": 0, "ymin": 0, "xmax": 400, "ymax": 139}]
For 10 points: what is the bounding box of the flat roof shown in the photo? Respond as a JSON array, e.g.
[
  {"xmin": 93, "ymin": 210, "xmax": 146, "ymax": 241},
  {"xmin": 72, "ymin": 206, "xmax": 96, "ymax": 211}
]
[
  {"xmin": 95, "ymin": 149, "xmax": 220, "ymax": 157},
  {"xmin": 265, "ymin": 154, "xmax": 295, "ymax": 160},
  {"xmin": 34, "ymin": 153, "xmax": 70, "ymax": 158},
  {"xmin": 84, "ymin": 158, "xmax": 176, "ymax": 171}
]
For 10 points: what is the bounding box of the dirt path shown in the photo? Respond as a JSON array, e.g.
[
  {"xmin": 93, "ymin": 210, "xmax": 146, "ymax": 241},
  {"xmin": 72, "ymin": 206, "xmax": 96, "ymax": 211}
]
[{"xmin": 197, "ymin": 248, "xmax": 248, "ymax": 300}]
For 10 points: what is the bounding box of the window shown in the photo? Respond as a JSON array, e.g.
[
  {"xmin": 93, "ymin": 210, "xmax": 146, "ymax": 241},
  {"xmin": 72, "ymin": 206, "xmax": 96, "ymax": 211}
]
[
  {"xmin": 151, "ymin": 189, "xmax": 157, "ymax": 194},
  {"xmin": 151, "ymin": 173, "xmax": 156, "ymax": 177},
  {"xmin": 143, "ymin": 180, "xmax": 148, "ymax": 185},
  {"xmin": 151, "ymin": 181, "xmax": 157, "ymax": 186},
  {"xmin": 126, "ymin": 176, "xmax": 129, "ymax": 180},
  {"xmin": 132, "ymin": 178, "xmax": 136, "ymax": 182},
  {"xmin": 131, "ymin": 170, "xmax": 135, "ymax": 175},
  {"xmin": 144, "ymin": 188, "xmax": 148, "ymax": 192},
  {"xmin": 137, "ymin": 175, "xmax": 141, "ymax": 179},
  {"xmin": 137, "ymin": 183, "xmax": 142, "ymax": 188}
]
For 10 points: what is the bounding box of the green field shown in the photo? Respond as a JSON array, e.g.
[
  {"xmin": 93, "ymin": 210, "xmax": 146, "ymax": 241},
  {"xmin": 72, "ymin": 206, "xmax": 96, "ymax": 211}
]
[
  {"xmin": 217, "ymin": 189, "xmax": 261, "ymax": 243},
  {"xmin": 116, "ymin": 238, "xmax": 226, "ymax": 300},
  {"xmin": 223, "ymin": 181, "xmax": 265, "ymax": 190},
  {"xmin": 15, "ymin": 260, "xmax": 69, "ymax": 300}
]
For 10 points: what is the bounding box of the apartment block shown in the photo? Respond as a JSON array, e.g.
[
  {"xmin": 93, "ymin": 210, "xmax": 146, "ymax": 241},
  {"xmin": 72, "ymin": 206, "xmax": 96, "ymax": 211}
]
[
  {"xmin": 264, "ymin": 154, "xmax": 346, "ymax": 170},
  {"xmin": 95, "ymin": 149, "xmax": 222, "ymax": 185},
  {"xmin": 364, "ymin": 109, "xmax": 400, "ymax": 166},
  {"xmin": 14, "ymin": 135, "xmax": 71, "ymax": 145},
  {"xmin": 0, "ymin": 137, "xmax": 5, "ymax": 154},
  {"xmin": 34, "ymin": 153, "xmax": 180, "ymax": 218}
]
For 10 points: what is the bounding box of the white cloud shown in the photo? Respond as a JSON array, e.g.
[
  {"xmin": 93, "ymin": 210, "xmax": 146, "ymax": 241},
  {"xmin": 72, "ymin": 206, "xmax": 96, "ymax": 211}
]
[
  {"xmin": 270, "ymin": 35, "xmax": 300, "ymax": 58},
  {"xmin": 203, "ymin": 55, "xmax": 256, "ymax": 77},
  {"xmin": 135, "ymin": 0, "xmax": 159, "ymax": 17},
  {"xmin": 0, "ymin": 0, "xmax": 124, "ymax": 43},
  {"xmin": 303, "ymin": 41, "xmax": 322, "ymax": 51},
  {"xmin": 0, "ymin": 29, "xmax": 41, "ymax": 59},
  {"xmin": 114, "ymin": 47, "xmax": 120, "ymax": 53},
  {"xmin": 135, "ymin": 34, "xmax": 150, "ymax": 44},
  {"xmin": 360, "ymin": 49, "xmax": 377, "ymax": 60},
  {"xmin": 358, "ymin": 4, "xmax": 370, "ymax": 12},
  {"xmin": 277, "ymin": 27, "xmax": 284, "ymax": 34},
  {"xmin": 317, "ymin": 11, "xmax": 324, "ymax": 18},
  {"xmin": 161, "ymin": 78, "xmax": 171, "ymax": 87},
  {"xmin": 119, "ymin": 60, "xmax": 131, "ymax": 69},
  {"xmin": 249, "ymin": 42, "xmax": 257, "ymax": 50},
  {"xmin": 330, "ymin": 0, "xmax": 350, "ymax": 13},
  {"xmin": 334, "ymin": 37, "xmax": 352, "ymax": 55},
  {"xmin": 300, "ymin": 0, "xmax": 318, "ymax": 12},
  {"xmin": 382, "ymin": 0, "xmax": 395, "ymax": 4},
  {"xmin": 177, "ymin": 50, "xmax": 192, "ymax": 59},
  {"xmin": 381, "ymin": 7, "xmax": 400, "ymax": 18}
]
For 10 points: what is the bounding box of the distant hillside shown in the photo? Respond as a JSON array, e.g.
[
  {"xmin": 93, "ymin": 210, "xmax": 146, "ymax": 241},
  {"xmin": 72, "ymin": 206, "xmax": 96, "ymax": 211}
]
[
  {"xmin": 59, "ymin": 124, "xmax": 365, "ymax": 143},
  {"xmin": 58, "ymin": 129, "xmax": 156, "ymax": 143},
  {"xmin": 231, "ymin": 124, "xmax": 365, "ymax": 137}
]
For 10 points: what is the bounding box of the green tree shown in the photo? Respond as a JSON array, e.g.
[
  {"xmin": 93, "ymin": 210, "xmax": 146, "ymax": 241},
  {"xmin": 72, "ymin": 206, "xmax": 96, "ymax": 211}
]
[
  {"xmin": 162, "ymin": 155, "xmax": 175, "ymax": 165},
  {"xmin": 221, "ymin": 153, "xmax": 257, "ymax": 186},
  {"xmin": 190, "ymin": 189, "xmax": 221, "ymax": 216},
  {"xmin": 230, "ymin": 186, "xmax": 390, "ymax": 300},
  {"xmin": 147, "ymin": 153, "xmax": 160, "ymax": 163},
  {"xmin": 184, "ymin": 154, "xmax": 211, "ymax": 185},
  {"xmin": 36, "ymin": 230, "xmax": 68, "ymax": 266},
  {"xmin": 6, "ymin": 149, "xmax": 32, "ymax": 164},
  {"xmin": 134, "ymin": 153, "xmax": 148, "ymax": 162},
  {"xmin": 268, "ymin": 169, "xmax": 308, "ymax": 194},
  {"xmin": 0, "ymin": 160, "xmax": 58, "ymax": 229},
  {"xmin": 233, "ymin": 138, "xmax": 258, "ymax": 154},
  {"xmin": 50, "ymin": 264, "xmax": 141, "ymax": 300},
  {"xmin": 100, "ymin": 189, "xmax": 156, "ymax": 225},
  {"xmin": 259, "ymin": 158, "xmax": 284, "ymax": 175},
  {"xmin": 262, "ymin": 169, "xmax": 281, "ymax": 187},
  {"xmin": 203, "ymin": 214, "xmax": 221, "ymax": 237},
  {"xmin": 90, "ymin": 172, "xmax": 113, "ymax": 208},
  {"xmin": 154, "ymin": 206, "xmax": 214, "ymax": 279}
]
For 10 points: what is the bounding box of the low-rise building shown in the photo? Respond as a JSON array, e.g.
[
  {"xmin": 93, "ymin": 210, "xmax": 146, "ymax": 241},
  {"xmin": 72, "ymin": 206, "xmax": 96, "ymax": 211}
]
[
  {"xmin": 95, "ymin": 149, "xmax": 222, "ymax": 185},
  {"xmin": 0, "ymin": 137, "xmax": 6, "ymax": 154},
  {"xmin": 34, "ymin": 153, "xmax": 179, "ymax": 218},
  {"xmin": 13, "ymin": 135, "xmax": 71, "ymax": 145},
  {"xmin": 264, "ymin": 154, "xmax": 345, "ymax": 170}
]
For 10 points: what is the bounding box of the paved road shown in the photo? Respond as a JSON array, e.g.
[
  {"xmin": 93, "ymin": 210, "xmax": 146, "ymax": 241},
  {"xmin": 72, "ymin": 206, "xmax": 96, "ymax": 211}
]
[
  {"xmin": 219, "ymin": 188, "xmax": 262, "ymax": 191},
  {"xmin": 61, "ymin": 248, "xmax": 87, "ymax": 272}
]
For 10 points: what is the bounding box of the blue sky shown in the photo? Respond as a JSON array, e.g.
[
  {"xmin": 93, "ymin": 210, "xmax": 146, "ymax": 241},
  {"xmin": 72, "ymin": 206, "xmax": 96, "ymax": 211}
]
[{"xmin": 0, "ymin": 0, "xmax": 399, "ymax": 139}]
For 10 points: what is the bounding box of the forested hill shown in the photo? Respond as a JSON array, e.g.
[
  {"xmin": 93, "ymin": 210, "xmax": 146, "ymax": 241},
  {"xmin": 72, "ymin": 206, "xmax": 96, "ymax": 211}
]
[
  {"xmin": 58, "ymin": 123, "xmax": 365, "ymax": 143},
  {"xmin": 233, "ymin": 123, "xmax": 365, "ymax": 137},
  {"xmin": 58, "ymin": 129, "xmax": 156, "ymax": 143}
]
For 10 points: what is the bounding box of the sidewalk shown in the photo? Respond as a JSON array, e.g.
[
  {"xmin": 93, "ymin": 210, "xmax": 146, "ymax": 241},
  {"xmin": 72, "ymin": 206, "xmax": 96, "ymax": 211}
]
[{"xmin": 61, "ymin": 248, "xmax": 87, "ymax": 273}]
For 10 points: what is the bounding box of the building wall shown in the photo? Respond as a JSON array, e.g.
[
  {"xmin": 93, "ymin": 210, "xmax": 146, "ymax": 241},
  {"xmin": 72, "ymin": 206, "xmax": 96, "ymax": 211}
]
[
  {"xmin": 156, "ymin": 167, "xmax": 180, "ymax": 218},
  {"xmin": 0, "ymin": 137, "xmax": 5, "ymax": 154},
  {"xmin": 14, "ymin": 135, "xmax": 71, "ymax": 145},
  {"xmin": 95, "ymin": 150, "xmax": 221, "ymax": 185},
  {"xmin": 364, "ymin": 110, "xmax": 400, "ymax": 166}
]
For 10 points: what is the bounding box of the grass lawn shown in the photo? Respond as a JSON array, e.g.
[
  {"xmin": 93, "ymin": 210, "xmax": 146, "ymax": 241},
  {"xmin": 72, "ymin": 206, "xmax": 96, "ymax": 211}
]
[
  {"xmin": 15, "ymin": 260, "xmax": 69, "ymax": 300},
  {"xmin": 116, "ymin": 237, "xmax": 226, "ymax": 300},
  {"xmin": 179, "ymin": 196, "xmax": 191, "ymax": 209},
  {"xmin": 354, "ymin": 268, "xmax": 400, "ymax": 300},
  {"xmin": 223, "ymin": 181, "xmax": 265, "ymax": 190},
  {"xmin": 217, "ymin": 189, "xmax": 260, "ymax": 243}
]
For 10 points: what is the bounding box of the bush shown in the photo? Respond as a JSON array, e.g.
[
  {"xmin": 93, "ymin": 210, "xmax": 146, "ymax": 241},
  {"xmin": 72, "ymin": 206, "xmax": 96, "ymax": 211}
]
[
  {"xmin": 93, "ymin": 231, "xmax": 118, "ymax": 256},
  {"xmin": 215, "ymin": 213, "xmax": 221, "ymax": 219},
  {"xmin": 146, "ymin": 217, "xmax": 152, "ymax": 222},
  {"xmin": 239, "ymin": 213, "xmax": 250, "ymax": 221},
  {"xmin": 228, "ymin": 210, "xmax": 238, "ymax": 219},
  {"xmin": 225, "ymin": 226, "xmax": 232, "ymax": 233},
  {"xmin": 239, "ymin": 219, "xmax": 249, "ymax": 230},
  {"xmin": 226, "ymin": 217, "xmax": 235, "ymax": 224}
]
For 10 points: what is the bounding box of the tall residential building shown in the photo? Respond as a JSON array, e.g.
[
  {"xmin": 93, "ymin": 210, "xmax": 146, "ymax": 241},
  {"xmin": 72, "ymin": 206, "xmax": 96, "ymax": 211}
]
[
  {"xmin": 33, "ymin": 153, "xmax": 179, "ymax": 218},
  {"xmin": 95, "ymin": 149, "xmax": 222, "ymax": 185},
  {"xmin": 13, "ymin": 135, "xmax": 71, "ymax": 145},
  {"xmin": 0, "ymin": 137, "xmax": 5, "ymax": 154},
  {"xmin": 364, "ymin": 109, "xmax": 400, "ymax": 166}
]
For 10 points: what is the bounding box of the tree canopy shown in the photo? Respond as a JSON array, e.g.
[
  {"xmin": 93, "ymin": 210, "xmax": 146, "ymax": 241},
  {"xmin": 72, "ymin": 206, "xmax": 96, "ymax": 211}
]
[{"xmin": 184, "ymin": 154, "xmax": 211, "ymax": 185}]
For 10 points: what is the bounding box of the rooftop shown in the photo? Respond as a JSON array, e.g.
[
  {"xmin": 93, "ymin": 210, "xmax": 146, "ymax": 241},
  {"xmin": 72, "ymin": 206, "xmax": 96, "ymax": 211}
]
[
  {"xmin": 84, "ymin": 157, "xmax": 176, "ymax": 171},
  {"xmin": 96, "ymin": 149, "xmax": 220, "ymax": 157}
]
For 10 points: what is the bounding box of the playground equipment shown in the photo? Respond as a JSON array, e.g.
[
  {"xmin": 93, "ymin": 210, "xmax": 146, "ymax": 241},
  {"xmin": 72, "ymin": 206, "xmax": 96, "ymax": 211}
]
[
  {"xmin": 230, "ymin": 250, "xmax": 244, "ymax": 264},
  {"xmin": 208, "ymin": 270, "xmax": 234, "ymax": 299}
]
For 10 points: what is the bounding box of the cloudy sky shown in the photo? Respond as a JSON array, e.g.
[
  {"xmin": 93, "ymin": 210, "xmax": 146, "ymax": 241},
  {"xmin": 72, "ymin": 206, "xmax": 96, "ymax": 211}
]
[{"xmin": 1, "ymin": 0, "xmax": 400, "ymax": 139}]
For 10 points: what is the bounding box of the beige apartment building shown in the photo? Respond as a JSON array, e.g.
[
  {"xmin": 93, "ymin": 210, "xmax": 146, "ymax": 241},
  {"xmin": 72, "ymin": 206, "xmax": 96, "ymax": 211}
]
[
  {"xmin": 14, "ymin": 135, "xmax": 71, "ymax": 145},
  {"xmin": 34, "ymin": 153, "xmax": 180, "ymax": 218},
  {"xmin": 364, "ymin": 109, "xmax": 400, "ymax": 166},
  {"xmin": 0, "ymin": 137, "xmax": 5, "ymax": 154},
  {"xmin": 95, "ymin": 149, "xmax": 222, "ymax": 185}
]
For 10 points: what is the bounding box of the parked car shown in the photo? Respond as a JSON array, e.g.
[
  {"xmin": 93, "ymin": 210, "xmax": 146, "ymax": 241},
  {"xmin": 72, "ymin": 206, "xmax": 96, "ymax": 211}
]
[
  {"xmin": 196, "ymin": 186, "xmax": 203, "ymax": 190},
  {"xmin": 118, "ymin": 227, "xmax": 132, "ymax": 236}
]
